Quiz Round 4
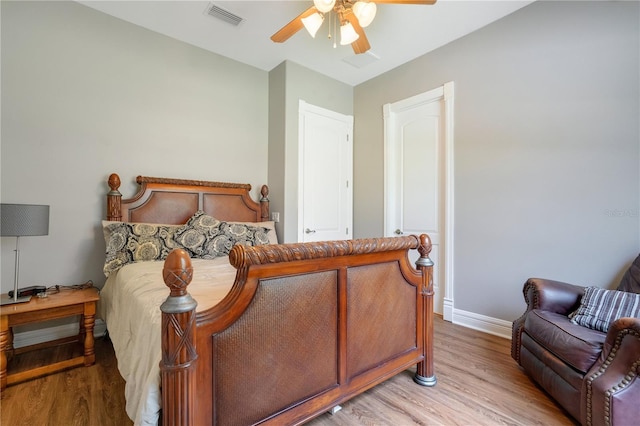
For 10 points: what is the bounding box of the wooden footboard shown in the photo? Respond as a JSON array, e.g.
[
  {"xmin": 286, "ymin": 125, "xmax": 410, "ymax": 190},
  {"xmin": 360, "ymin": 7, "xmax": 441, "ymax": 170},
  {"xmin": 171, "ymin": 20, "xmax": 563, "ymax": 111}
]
[{"xmin": 161, "ymin": 235, "xmax": 435, "ymax": 426}]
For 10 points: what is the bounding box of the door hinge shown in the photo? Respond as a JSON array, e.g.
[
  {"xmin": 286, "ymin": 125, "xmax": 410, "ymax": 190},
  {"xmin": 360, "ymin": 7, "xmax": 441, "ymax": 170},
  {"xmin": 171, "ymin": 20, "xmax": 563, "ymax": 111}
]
[
  {"xmin": 346, "ymin": 227, "xmax": 349, "ymax": 235},
  {"xmin": 346, "ymin": 180, "xmax": 349, "ymax": 188}
]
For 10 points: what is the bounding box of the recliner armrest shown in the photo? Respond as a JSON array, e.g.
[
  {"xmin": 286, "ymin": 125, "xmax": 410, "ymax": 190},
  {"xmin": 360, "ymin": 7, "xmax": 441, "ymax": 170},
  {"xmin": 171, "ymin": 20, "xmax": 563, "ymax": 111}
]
[
  {"xmin": 511, "ymin": 278, "xmax": 584, "ymax": 363},
  {"xmin": 582, "ymin": 317, "xmax": 640, "ymax": 426},
  {"xmin": 523, "ymin": 278, "xmax": 584, "ymax": 315}
]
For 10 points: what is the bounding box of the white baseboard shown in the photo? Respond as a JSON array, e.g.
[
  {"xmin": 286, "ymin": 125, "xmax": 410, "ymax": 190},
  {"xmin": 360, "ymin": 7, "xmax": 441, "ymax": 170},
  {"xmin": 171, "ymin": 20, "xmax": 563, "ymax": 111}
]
[
  {"xmin": 442, "ymin": 297, "xmax": 454, "ymax": 322},
  {"xmin": 12, "ymin": 319, "xmax": 107, "ymax": 349},
  {"xmin": 451, "ymin": 308, "xmax": 512, "ymax": 340}
]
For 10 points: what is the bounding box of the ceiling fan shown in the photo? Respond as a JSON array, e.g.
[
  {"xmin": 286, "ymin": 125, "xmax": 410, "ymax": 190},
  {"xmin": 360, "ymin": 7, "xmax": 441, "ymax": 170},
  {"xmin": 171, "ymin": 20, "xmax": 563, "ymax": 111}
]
[{"xmin": 271, "ymin": 0, "xmax": 437, "ymax": 55}]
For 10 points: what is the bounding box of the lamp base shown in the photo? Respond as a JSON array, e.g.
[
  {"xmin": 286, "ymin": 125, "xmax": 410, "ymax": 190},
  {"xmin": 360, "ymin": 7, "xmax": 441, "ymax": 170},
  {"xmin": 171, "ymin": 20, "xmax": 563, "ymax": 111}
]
[{"xmin": 0, "ymin": 294, "xmax": 32, "ymax": 306}]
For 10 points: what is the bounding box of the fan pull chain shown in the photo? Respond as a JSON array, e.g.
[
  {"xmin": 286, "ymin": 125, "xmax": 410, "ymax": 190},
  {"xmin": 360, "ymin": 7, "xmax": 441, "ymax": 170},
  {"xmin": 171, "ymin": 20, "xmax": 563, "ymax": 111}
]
[{"xmin": 333, "ymin": 12, "xmax": 337, "ymax": 48}]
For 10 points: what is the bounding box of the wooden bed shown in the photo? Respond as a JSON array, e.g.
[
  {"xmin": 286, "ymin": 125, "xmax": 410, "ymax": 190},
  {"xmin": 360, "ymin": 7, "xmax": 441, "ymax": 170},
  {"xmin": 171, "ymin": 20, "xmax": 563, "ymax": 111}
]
[{"xmin": 105, "ymin": 173, "xmax": 436, "ymax": 426}]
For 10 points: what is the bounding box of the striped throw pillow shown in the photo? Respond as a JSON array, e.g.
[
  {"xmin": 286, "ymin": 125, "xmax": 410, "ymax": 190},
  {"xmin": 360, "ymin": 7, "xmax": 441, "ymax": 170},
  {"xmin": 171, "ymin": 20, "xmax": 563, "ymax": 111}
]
[{"xmin": 570, "ymin": 287, "xmax": 640, "ymax": 332}]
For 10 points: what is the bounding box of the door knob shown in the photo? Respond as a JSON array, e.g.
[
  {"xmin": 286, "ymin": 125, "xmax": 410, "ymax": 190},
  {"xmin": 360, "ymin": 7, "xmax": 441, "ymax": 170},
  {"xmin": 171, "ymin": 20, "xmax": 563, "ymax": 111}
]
[
  {"xmin": 394, "ymin": 229, "xmax": 403, "ymax": 235},
  {"xmin": 305, "ymin": 228, "xmax": 316, "ymax": 234}
]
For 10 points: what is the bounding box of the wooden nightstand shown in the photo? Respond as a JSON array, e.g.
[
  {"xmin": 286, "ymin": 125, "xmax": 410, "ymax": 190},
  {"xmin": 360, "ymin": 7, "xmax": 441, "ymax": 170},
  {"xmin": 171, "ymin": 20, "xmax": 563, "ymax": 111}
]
[{"xmin": 0, "ymin": 286, "xmax": 100, "ymax": 391}]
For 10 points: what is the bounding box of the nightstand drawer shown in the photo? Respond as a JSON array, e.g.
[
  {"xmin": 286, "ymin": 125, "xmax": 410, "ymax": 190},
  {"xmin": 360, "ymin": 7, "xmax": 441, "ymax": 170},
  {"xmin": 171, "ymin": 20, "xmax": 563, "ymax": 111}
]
[{"xmin": 8, "ymin": 304, "xmax": 85, "ymax": 327}]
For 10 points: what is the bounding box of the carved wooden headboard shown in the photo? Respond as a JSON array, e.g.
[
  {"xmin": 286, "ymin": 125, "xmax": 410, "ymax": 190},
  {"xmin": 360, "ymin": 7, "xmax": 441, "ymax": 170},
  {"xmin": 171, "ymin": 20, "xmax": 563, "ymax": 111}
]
[{"xmin": 106, "ymin": 174, "xmax": 269, "ymax": 225}]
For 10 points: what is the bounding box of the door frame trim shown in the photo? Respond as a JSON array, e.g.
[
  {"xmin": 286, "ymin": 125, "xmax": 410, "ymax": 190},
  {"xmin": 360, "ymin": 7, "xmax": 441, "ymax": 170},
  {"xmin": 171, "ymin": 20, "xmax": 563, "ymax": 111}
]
[{"xmin": 383, "ymin": 81, "xmax": 455, "ymax": 322}]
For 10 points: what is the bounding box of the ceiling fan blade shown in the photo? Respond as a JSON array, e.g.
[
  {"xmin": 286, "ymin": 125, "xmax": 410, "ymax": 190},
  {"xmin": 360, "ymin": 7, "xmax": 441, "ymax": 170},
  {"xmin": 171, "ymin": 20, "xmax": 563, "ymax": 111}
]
[
  {"xmin": 372, "ymin": 0, "xmax": 437, "ymax": 4},
  {"xmin": 271, "ymin": 6, "xmax": 318, "ymax": 43},
  {"xmin": 344, "ymin": 10, "xmax": 371, "ymax": 54}
]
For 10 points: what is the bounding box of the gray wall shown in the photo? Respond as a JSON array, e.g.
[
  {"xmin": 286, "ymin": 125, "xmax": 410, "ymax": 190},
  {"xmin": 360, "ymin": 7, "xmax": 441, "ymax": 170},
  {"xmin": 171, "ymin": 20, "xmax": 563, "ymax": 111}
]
[
  {"xmin": 1, "ymin": 1, "xmax": 268, "ymax": 292},
  {"xmin": 354, "ymin": 1, "xmax": 640, "ymax": 321},
  {"xmin": 3, "ymin": 0, "xmax": 639, "ymax": 326},
  {"xmin": 269, "ymin": 60, "xmax": 353, "ymax": 242},
  {"xmin": 268, "ymin": 62, "xmax": 287, "ymax": 242}
]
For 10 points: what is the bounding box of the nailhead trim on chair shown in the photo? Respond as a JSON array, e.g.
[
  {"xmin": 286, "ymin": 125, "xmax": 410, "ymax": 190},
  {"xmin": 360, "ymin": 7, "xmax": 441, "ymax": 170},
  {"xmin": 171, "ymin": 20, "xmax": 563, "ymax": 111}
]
[
  {"xmin": 584, "ymin": 329, "xmax": 640, "ymax": 426},
  {"xmin": 512, "ymin": 282, "xmax": 541, "ymax": 363},
  {"xmin": 525, "ymin": 281, "xmax": 541, "ymax": 309}
]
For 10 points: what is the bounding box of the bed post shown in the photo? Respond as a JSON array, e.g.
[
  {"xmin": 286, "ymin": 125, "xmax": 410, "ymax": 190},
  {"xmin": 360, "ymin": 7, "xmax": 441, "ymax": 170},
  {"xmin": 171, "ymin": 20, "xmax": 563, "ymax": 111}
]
[
  {"xmin": 414, "ymin": 234, "xmax": 437, "ymax": 387},
  {"xmin": 260, "ymin": 184, "xmax": 270, "ymax": 222},
  {"xmin": 161, "ymin": 249, "xmax": 198, "ymax": 426},
  {"xmin": 107, "ymin": 173, "xmax": 122, "ymax": 221}
]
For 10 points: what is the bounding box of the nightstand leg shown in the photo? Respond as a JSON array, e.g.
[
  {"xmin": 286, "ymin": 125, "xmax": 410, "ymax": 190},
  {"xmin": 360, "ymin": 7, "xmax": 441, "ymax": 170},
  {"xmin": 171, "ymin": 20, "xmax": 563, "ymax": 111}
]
[
  {"xmin": 83, "ymin": 302, "xmax": 96, "ymax": 366},
  {"xmin": 7, "ymin": 327, "xmax": 14, "ymax": 361},
  {"xmin": 0, "ymin": 315, "xmax": 8, "ymax": 391},
  {"xmin": 79, "ymin": 313, "xmax": 86, "ymax": 342}
]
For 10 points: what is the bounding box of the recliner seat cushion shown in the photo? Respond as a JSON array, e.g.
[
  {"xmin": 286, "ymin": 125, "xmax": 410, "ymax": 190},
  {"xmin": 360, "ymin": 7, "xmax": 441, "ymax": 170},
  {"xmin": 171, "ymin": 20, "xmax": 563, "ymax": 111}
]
[{"xmin": 524, "ymin": 309, "xmax": 605, "ymax": 373}]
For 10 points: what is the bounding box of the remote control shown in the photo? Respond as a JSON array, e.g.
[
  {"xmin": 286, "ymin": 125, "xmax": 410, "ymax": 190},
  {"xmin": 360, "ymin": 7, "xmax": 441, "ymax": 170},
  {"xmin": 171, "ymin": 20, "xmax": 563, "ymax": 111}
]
[{"xmin": 8, "ymin": 285, "xmax": 47, "ymax": 298}]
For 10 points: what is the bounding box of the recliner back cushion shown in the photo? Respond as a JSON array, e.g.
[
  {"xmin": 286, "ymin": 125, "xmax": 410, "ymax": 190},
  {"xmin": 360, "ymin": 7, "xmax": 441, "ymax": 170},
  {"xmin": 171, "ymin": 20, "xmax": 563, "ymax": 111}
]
[{"xmin": 618, "ymin": 254, "xmax": 640, "ymax": 294}]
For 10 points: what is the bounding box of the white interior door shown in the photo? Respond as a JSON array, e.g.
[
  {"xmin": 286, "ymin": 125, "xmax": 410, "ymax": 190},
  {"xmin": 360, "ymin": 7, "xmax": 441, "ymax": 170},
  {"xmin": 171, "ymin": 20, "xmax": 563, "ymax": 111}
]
[
  {"xmin": 298, "ymin": 101, "xmax": 353, "ymax": 242},
  {"xmin": 384, "ymin": 83, "xmax": 454, "ymax": 319}
]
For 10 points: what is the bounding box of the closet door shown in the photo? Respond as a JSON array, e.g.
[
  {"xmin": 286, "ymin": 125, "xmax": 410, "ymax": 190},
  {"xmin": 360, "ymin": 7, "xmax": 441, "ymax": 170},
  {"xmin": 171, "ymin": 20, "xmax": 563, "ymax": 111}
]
[{"xmin": 298, "ymin": 100, "xmax": 353, "ymax": 243}]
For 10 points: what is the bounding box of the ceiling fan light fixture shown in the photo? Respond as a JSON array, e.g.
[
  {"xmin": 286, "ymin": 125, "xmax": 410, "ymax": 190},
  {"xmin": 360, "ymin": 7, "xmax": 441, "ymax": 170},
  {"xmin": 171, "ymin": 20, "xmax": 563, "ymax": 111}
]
[
  {"xmin": 313, "ymin": 0, "xmax": 336, "ymax": 14},
  {"xmin": 340, "ymin": 21, "xmax": 360, "ymax": 45},
  {"xmin": 352, "ymin": 1, "xmax": 377, "ymax": 28},
  {"xmin": 302, "ymin": 12, "xmax": 324, "ymax": 38}
]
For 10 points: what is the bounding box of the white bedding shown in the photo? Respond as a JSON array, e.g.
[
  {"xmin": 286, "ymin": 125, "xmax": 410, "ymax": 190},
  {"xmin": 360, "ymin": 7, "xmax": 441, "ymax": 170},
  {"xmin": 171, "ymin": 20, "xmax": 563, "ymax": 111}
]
[{"xmin": 99, "ymin": 257, "xmax": 236, "ymax": 426}]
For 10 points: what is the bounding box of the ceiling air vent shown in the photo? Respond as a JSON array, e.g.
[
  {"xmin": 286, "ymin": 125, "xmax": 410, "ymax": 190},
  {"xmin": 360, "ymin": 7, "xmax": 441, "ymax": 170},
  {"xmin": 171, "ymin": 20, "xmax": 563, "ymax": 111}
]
[
  {"xmin": 204, "ymin": 3, "xmax": 244, "ymax": 26},
  {"xmin": 342, "ymin": 51, "xmax": 380, "ymax": 69}
]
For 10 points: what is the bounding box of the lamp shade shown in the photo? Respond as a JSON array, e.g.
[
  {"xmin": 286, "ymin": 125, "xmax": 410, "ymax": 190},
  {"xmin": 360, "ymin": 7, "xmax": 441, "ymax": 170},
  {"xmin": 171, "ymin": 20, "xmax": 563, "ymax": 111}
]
[
  {"xmin": 1, "ymin": 204, "xmax": 50, "ymax": 236},
  {"xmin": 302, "ymin": 12, "xmax": 324, "ymax": 38},
  {"xmin": 340, "ymin": 22, "xmax": 360, "ymax": 45},
  {"xmin": 313, "ymin": 0, "xmax": 336, "ymax": 13},
  {"xmin": 353, "ymin": 1, "xmax": 377, "ymax": 28}
]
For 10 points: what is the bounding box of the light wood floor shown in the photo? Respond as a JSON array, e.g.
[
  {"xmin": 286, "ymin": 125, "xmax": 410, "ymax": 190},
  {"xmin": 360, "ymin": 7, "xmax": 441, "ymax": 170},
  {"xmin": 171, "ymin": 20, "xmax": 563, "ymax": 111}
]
[{"xmin": 1, "ymin": 317, "xmax": 577, "ymax": 426}]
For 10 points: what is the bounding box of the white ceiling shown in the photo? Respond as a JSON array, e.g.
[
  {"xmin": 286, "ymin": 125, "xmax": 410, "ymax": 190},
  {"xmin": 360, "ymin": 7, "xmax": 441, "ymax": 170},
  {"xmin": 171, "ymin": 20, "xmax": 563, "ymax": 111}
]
[{"xmin": 77, "ymin": 0, "xmax": 534, "ymax": 86}]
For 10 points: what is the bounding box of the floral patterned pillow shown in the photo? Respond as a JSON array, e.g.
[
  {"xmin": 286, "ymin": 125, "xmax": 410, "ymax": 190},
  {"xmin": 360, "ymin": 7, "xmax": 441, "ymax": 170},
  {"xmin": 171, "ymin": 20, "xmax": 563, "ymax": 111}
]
[
  {"xmin": 102, "ymin": 221, "xmax": 182, "ymax": 277},
  {"xmin": 220, "ymin": 221, "xmax": 271, "ymax": 248},
  {"xmin": 174, "ymin": 211, "xmax": 270, "ymax": 259},
  {"xmin": 174, "ymin": 211, "xmax": 224, "ymax": 258},
  {"xmin": 103, "ymin": 212, "xmax": 272, "ymax": 276}
]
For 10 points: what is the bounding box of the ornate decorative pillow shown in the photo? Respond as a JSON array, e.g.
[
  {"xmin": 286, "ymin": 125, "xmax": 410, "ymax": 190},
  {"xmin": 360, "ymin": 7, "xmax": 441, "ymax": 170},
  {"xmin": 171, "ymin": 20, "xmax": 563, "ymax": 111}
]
[
  {"xmin": 220, "ymin": 221, "xmax": 271, "ymax": 248},
  {"xmin": 103, "ymin": 212, "xmax": 273, "ymax": 276},
  {"xmin": 570, "ymin": 286, "xmax": 640, "ymax": 332},
  {"xmin": 103, "ymin": 221, "xmax": 182, "ymax": 277},
  {"xmin": 228, "ymin": 220, "xmax": 278, "ymax": 244},
  {"xmin": 174, "ymin": 211, "xmax": 271, "ymax": 259},
  {"xmin": 174, "ymin": 211, "xmax": 224, "ymax": 258}
]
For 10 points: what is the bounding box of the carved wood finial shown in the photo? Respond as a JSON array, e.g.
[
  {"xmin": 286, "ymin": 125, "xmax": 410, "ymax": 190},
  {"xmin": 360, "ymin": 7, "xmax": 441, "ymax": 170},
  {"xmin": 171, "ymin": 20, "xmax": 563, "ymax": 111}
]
[
  {"xmin": 418, "ymin": 234, "xmax": 432, "ymax": 258},
  {"xmin": 162, "ymin": 249, "xmax": 194, "ymax": 298},
  {"xmin": 107, "ymin": 173, "xmax": 123, "ymax": 221},
  {"xmin": 260, "ymin": 184, "xmax": 270, "ymax": 222},
  {"xmin": 108, "ymin": 173, "xmax": 121, "ymax": 192}
]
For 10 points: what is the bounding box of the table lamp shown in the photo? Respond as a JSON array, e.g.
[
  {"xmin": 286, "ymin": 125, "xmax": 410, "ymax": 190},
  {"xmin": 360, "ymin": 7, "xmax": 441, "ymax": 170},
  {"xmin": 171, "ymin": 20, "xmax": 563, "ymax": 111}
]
[{"xmin": 1, "ymin": 203, "xmax": 50, "ymax": 305}]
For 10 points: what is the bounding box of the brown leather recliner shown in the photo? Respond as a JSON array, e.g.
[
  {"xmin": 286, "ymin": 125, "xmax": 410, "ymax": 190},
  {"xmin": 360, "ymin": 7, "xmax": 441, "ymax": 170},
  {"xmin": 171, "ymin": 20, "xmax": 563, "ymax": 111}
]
[{"xmin": 512, "ymin": 256, "xmax": 640, "ymax": 426}]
